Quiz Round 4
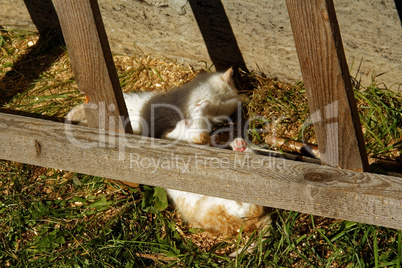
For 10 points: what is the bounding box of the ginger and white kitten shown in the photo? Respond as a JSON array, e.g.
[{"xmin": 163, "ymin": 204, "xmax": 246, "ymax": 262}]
[
  {"xmin": 66, "ymin": 68, "xmax": 240, "ymax": 143},
  {"xmin": 166, "ymin": 138, "xmax": 270, "ymax": 235},
  {"xmin": 67, "ymin": 68, "xmax": 269, "ymax": 235}
]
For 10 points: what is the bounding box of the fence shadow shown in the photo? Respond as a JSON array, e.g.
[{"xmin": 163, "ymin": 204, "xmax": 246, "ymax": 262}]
[
  {"xmin": 188, "ymin": 0, "xmax": 248, "ymax": 72},
  {"xmin": 1, "ymin": 0, "xmax": 250, "ymax": 109},
  {"xmin": 395, "ymin": 0, "xmax": 402, "ymax": 25},
  {"xmin": 0, "ymin": 0, "xmax": 63, "ymax": 107}
]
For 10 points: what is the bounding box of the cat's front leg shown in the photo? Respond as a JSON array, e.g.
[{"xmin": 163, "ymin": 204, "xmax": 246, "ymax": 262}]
[{"xmin": 190, "ymin": 100, "xmax": 210, "ymax": 118}]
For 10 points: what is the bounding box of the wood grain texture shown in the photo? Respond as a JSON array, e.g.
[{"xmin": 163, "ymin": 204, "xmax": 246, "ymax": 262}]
[
  {"xmin": 1, "ymin": 113, "xmax": 401, "ymax": 230},
  {"xmin": 52, "ymin": 0, "xmax": 132, "ymax": 133},
  {"xmin": 52, "ymin": 0, "xmax": 137, "ymax": 187},
  {"xmin": 285, "ymin": 0, "xmax": 369, "ymax": 172}
]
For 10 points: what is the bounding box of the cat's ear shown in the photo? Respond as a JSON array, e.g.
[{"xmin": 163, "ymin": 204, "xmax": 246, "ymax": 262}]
[
  {"xmin": 221, "ymin": 67, "xmax": 233, "ymax": 83},
  {"xmin": 198, "ymin": 69, "xmax": 208, "ymax": 75},
  {"xmin": 220, "ymin": 67, "xmax": 236, "ymax": 88}
]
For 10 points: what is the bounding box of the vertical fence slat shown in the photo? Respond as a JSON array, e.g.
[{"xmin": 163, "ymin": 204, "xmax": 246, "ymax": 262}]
[
  {"xmin": 285, "ymin": 0, "xmax": 369, "ymax": 172},
  {"xmin": 53, "ymin": 0, "xmax": 137, "ymax": 186},
  {"xmin": 52, "ymin": 0, "xmax": 132, "ymax": 134}
]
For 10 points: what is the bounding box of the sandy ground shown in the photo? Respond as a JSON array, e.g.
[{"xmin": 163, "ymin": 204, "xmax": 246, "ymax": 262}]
[{"xmin": 0, "ymin": 0, "xmax": 401, "ymax": 89}]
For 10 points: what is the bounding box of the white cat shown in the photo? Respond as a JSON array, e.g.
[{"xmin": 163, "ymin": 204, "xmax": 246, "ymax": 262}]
[
  {"xmin": 66, "ymin": 68, "xmax": 269, "ymax": 235},
  {"xmin": 123, "ymin": 68, "xmax": 240, "ymax": 138},
  {"xmin": 66, "ymin": 68, "xmax": 240, "ymax": 143}
]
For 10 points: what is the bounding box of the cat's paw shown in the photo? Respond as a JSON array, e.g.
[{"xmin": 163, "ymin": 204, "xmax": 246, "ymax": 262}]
[
  {"xmin": 163, "ymin": 119, "xmax": 210, "ymax": 145},
  {"xmin": 190, "ymin": 100, "xmax": 210, "ymax": 117},
  {"xmin": 230, "ymin": 138, "xmax": 253, "ymax": 153}
]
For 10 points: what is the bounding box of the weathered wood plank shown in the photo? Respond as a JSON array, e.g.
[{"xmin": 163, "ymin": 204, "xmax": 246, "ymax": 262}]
[
  {"xmin": 285, "ymin": 0, "xmax": 369, "ymax": 172},
  {"xmin": 0, "ymin": 113, "xmax": 401, "ymax": 230},
  {"xmin": 52, "ymin": 0, "xmax": 132, "ymax": 133},
  {"xmin": 52, "ymin": 0, "xmax": 138, "ymax": 187}
]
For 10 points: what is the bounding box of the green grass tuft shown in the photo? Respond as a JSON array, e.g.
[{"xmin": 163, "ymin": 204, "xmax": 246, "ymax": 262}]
[{"xmin": 353, "ymin": 80, "xmax": 402, "ymax": 160}]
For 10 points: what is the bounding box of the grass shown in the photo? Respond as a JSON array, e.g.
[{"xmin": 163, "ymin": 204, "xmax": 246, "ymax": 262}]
[
  {"xmin": 1, "ymin": 29, "xmax": 401, "ymax": 267},
  {"xmin": 1, "ymin": 162, "xmax": 400, "ymax": 267},
  {"xmin": 244, "ymin": 73, "xmax": 401, "ymax": 164},
  {"xmin": 353, "ymin": 80, "xmax": 401, "ymax": 160}
]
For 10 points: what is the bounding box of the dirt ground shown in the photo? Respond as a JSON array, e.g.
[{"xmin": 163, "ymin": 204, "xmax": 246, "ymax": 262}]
[{"xmin": 0, "ymin": 0, "xmax": 401, "ymax": 89}]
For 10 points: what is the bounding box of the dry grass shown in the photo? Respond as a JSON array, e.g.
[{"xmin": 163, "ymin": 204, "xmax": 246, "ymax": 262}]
[
  {"xmin": 243, "ymin": 74, "xmax": 314, "ymax": 144},
  {"xmin": 115, "ymin": 55, "xmax": 198, "ymax": 93}
]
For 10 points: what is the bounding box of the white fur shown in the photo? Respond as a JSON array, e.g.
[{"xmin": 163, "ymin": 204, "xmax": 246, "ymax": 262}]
[
  {"xmin": 166, "ymin": 189, "xmax": 256, "ymax": 219},
  {"xmin": 123, "ymin": 70, "xmax": 241, "ymax": 138},
  {"xmin": 123, "ymin": 91, "xmax": 154, "ymax": 134},
  {"xmin": 67, "ymin": 69, "xmax": 240, "ymax": 142}
]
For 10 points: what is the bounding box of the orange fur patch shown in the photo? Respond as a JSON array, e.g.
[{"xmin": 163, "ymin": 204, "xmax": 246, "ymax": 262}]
[
  {"xmin": 191, "ymin": 133, "xmax": 211, "ymax": 145},
  {"xmin": 175, "ymin": 199, "xmax": 270, "ymax": 236}
]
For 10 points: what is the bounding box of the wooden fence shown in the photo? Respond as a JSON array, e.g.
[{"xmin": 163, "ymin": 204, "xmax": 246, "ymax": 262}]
[{"xmin": 0, "ymin": 0, "xmax": 401, "ymax": 230}]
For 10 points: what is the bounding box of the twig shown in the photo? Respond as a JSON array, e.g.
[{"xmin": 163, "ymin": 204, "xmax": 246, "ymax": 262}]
[
  {"xmin": 135, "ymin": 253, "xmax": 178, "ymax": 262},
  {"xmin": 265, "ymin": 136, "xmax": 319, "ymax": 157}
]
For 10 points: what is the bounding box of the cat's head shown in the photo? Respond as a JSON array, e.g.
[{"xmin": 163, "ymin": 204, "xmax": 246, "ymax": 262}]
[{"xmin": 197, "ymin": 67, "xmax": 237, "ymax": 91}]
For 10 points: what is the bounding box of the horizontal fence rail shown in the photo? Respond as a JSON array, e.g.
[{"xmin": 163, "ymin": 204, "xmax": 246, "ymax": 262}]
[{"xmin": 0, "ymin": 112, "xmax": 401, "ymax": 230}]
